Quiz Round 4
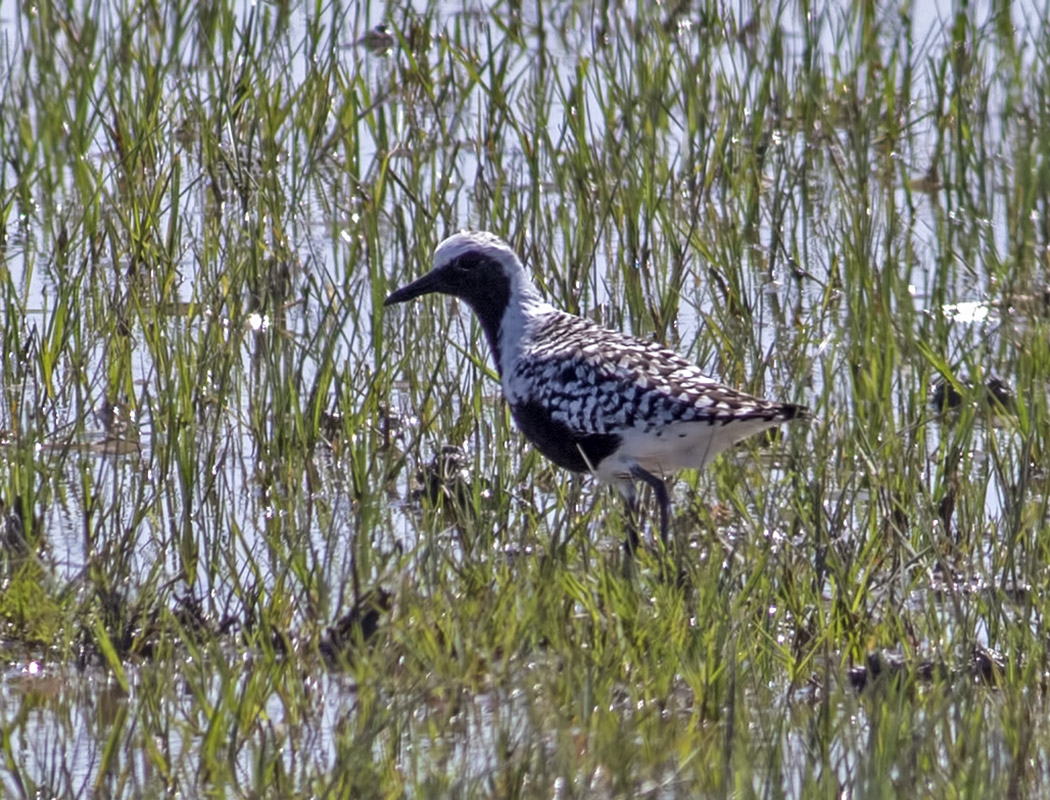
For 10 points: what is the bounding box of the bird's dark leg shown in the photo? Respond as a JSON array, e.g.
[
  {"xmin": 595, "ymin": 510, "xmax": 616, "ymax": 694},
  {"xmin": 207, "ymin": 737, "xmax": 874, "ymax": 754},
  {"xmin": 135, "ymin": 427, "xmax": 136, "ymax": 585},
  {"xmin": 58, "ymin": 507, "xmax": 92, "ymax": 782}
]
[
  {"xmin": 622, "ymin": 483, "xmax": 641, "ymax": 559},
  {"xmin": 630, "ymin": 465, "xmax": 670, "ymax": 546}
]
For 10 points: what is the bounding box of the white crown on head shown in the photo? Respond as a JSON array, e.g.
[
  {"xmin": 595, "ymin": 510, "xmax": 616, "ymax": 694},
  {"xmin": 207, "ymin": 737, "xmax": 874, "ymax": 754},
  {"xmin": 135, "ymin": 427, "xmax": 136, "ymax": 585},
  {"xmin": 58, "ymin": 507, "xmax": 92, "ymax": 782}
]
[{"xmin": 433, "ymin": 231, "xmax": 523, "ymax": 273}]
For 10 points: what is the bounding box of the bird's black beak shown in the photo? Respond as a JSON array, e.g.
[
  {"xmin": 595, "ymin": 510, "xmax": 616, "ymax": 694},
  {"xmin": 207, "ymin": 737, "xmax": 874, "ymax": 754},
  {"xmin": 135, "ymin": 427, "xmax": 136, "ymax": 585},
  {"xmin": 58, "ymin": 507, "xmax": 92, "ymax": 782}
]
[{"xmin": 384, "ymin": 269, "xmax": 447, "ymax": 306}]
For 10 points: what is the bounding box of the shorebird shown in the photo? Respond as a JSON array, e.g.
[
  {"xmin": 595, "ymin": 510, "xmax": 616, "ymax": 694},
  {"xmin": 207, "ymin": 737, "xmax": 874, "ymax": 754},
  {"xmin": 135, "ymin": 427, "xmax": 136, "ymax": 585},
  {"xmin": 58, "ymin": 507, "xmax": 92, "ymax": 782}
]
[{"xmin": 385, "ymin": 231, "xmax": 808, "ymax": 553}]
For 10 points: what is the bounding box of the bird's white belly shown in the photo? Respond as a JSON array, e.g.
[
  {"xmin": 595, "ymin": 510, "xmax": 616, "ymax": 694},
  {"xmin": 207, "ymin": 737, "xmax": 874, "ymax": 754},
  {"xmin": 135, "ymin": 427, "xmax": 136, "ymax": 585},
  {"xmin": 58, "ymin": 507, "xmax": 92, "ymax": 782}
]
[{"xmin": 598, "ymin": 417, "xmax": 781, "ymax": 481}]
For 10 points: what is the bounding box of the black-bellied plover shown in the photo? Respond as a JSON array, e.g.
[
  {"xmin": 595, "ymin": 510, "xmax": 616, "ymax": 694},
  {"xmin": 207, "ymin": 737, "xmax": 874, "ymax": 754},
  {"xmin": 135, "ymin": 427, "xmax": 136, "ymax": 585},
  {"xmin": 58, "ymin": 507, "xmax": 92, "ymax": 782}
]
[{"xmin": 385, "ymin": 231, "xmax": 807, "ymax": 553}]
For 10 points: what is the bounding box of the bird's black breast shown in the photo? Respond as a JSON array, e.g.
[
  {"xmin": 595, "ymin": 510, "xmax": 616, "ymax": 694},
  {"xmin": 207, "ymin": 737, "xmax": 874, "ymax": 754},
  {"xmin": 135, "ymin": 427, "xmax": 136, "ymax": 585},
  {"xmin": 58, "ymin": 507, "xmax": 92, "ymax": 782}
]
[{"xmin": 510, "ymin": 401, "xmax": 622, "ymax": 473}]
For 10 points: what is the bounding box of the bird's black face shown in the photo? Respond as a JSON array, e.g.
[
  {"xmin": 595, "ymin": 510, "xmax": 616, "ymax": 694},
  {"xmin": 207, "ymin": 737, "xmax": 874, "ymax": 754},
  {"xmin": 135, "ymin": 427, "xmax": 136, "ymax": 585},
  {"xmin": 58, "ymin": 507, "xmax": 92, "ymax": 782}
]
[
  {"xmin": 384, "ymin": 251, "xmax": 511, "ymax": 318},
  {"xmin": 385, "ymin": 248, "xmax": 515, "ymax": 370}
]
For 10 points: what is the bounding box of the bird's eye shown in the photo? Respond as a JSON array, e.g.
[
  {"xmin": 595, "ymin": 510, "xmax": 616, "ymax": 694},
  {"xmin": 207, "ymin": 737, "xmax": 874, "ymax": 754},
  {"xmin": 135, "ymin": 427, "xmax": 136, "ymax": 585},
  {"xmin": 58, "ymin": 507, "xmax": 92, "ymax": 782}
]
[{"xmin": 449, "ymin": 254, "xmax": 486, "ymax": 275}]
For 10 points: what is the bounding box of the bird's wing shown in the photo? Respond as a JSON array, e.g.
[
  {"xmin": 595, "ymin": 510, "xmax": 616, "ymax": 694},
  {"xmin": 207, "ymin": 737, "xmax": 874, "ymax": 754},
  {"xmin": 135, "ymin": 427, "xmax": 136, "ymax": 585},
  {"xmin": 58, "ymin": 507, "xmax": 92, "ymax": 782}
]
[{"xmin": 513, "ymin": 312, "xmax": 784, "ymax": 436}]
